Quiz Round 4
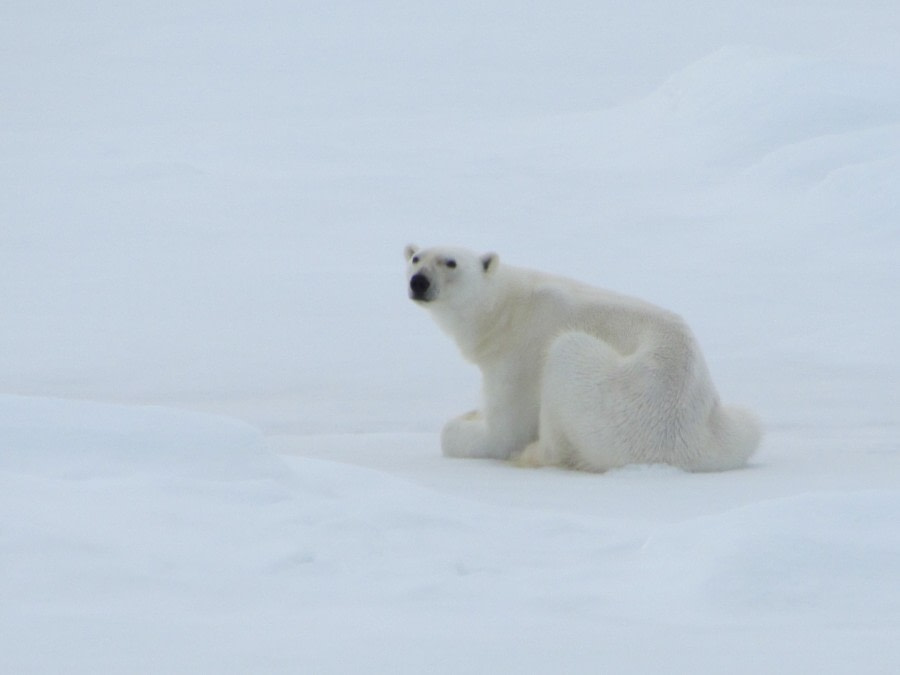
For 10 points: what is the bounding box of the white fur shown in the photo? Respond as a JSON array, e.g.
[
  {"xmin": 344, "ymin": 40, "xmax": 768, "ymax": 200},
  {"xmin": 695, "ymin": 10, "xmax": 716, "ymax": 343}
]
[{"xmin": 405, "ymin": 244, "xmax": 762, "ymax": 472}]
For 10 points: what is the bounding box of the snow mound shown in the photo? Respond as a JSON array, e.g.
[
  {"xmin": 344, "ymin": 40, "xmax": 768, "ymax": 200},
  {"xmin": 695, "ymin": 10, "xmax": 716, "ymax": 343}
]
[
  {"xmin": 657, "ymin": 47, "xmax": 900, "ymax": 143},
  {"xmin": 640, "ymin": 490, "xmax": 900, "ymax": 622},
  {"xmin": 0, "ymin": 397, "xmax": 299, "ymax": 613},
  {"xmin": 0, "ymin": 394, "xmax": 286, "ymax": 481}
]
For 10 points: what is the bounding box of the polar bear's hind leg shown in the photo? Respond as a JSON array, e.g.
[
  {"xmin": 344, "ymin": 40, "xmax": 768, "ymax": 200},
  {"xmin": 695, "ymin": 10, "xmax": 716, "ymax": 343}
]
[
  {"xmin": 537, "ymin": 330, "xmax": 760, "ymax": 471},
  {"xmin": 536, "ymin": 331, "xmax": 637, "ymax": 471}
]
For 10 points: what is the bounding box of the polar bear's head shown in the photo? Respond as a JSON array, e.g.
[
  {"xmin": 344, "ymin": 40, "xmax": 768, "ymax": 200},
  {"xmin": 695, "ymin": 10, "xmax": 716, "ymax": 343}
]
[{"xmin": 404, "ymin": 245, "xmax": 499, "ymax": 306}]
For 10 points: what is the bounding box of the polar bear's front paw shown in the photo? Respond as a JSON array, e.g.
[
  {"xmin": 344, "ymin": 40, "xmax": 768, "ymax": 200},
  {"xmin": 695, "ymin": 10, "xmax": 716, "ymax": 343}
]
[{"xmin": 441, "ymin": 412, "xmax": 490, "ymax": 458}]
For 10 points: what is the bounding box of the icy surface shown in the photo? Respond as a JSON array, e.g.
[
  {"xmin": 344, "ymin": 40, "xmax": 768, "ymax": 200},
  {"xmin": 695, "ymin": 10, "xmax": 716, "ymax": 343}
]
[
  {"xmin": 4, "ymin": 399, "xmax": 899, "ymax": 674},
  {"xmin": 2, "ymin": 1, "xmax": 899, "ymax": 673}
]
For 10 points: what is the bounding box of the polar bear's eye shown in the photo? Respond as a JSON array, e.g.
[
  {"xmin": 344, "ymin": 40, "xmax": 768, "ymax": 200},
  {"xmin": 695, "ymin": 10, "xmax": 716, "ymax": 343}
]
[
  {"xmin": 446, "ymin": 259, "xmax": 457, "ymax": 268},
  {"xmin": 412, "ymin": 256, "xmax": 419, "ymax": 264}
]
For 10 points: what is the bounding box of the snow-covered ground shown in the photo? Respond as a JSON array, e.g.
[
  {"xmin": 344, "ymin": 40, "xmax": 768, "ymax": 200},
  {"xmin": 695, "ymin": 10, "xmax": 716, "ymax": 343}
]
[{"xmin": 2, "ymin": 2, "xmax": 899, "ymax": 673}]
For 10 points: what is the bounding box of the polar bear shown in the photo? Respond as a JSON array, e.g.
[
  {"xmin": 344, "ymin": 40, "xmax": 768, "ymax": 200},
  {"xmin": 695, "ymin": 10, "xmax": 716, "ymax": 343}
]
[{"xmin": 405, "ymin": 244, "xmax": 761, "ymax": 472}]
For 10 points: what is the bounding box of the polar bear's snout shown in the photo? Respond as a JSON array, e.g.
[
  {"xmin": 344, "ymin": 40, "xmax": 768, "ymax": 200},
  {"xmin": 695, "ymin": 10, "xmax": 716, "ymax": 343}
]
[{"xmin": 409, "ymin": 273, "xmax": 432, "ymax": 301}]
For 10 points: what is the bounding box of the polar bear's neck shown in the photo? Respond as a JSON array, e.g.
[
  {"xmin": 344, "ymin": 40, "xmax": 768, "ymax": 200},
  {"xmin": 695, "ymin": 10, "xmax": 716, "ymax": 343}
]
[{"xmin": 428, "ymin": 267, "xmax": 529, "ymax": 364}]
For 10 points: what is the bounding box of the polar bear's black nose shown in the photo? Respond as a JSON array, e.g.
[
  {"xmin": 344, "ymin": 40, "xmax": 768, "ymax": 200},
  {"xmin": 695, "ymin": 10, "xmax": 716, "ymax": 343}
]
[{"xmin": 410, "ymin": 273, "xmax": 430, "ymax": 298}]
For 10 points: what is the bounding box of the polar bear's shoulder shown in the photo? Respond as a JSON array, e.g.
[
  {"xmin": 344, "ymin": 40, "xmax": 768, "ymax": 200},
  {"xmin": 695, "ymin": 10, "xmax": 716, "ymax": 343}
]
[
  {"xmin": 508, "ymin": 266, "xmax": 644, "ymax": 309},
  {"xmin": 504, "ymin": 266, "xmax": 685, "ymax": 335}
]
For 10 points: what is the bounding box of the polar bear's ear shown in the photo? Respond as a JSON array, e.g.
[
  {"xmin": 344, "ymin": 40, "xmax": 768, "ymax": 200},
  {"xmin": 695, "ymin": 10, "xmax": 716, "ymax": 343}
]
[
  {"xmin": 404, "ymin": 244, "xmax": 419, "ymax": 261},
  {"xmin": 481, "ymin": 252, "xmax": 499, "ymax": 274}
]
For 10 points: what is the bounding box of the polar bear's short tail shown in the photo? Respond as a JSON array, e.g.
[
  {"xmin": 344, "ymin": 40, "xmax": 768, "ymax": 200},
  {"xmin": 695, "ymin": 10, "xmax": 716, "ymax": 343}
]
[{"xmin": 695, "ymin": 404, "xmax": 763, "ymax": 472}]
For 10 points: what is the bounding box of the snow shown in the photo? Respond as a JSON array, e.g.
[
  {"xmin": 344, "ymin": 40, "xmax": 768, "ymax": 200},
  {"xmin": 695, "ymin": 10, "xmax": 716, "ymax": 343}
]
[
  {"xmin": 2, "ymin": 1, "xmax": 899, "ymax": 673},
  {"xmin": 5, "ymin": 399, "xmax": 898, "ymax": 674}
]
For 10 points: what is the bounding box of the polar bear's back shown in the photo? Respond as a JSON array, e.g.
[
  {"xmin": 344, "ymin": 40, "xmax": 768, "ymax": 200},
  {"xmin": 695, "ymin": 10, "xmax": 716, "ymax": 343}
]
[{"xmin": 518, "ymin": 267, "xmax": 692, "ymax": 359}]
